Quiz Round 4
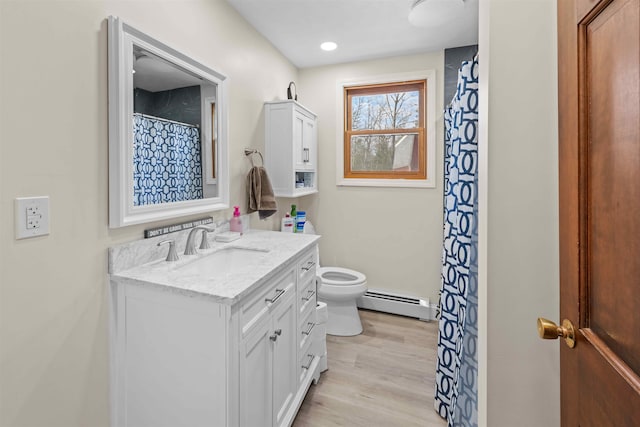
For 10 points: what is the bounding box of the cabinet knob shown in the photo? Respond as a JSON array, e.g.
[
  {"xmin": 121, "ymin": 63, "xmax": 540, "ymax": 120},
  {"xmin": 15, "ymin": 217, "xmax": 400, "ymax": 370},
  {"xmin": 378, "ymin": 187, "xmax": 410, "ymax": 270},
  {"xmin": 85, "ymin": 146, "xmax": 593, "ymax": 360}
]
[{"xmin": 270, "ymin": 329, "xmax": 282, "ymax": 342}]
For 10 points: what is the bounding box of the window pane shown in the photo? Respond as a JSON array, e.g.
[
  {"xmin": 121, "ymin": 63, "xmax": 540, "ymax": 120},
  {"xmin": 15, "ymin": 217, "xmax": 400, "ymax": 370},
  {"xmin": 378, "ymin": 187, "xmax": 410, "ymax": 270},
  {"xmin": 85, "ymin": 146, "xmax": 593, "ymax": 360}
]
[
  {"xmin": 351, "ymin": 91, "xmax": 420, "ymax": 130},
  {"xmin": 350, "ymin": 134, "xmax": 419, "ymax": 172}
]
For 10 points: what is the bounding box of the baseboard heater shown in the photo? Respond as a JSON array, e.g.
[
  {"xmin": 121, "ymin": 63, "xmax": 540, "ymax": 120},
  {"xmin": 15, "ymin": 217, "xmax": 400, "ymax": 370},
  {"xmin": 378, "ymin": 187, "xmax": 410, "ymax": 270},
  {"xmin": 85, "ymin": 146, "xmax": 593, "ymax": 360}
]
[{"xmin": 356, "ymin": 289, "xmax": 433, "ymax": 321}]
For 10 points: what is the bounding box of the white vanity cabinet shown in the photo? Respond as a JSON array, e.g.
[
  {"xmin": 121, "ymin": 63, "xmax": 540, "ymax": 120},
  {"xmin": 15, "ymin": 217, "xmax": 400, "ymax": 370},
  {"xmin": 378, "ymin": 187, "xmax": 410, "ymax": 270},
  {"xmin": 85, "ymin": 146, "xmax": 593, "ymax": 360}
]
[
  {"xmin": 240, "ymin": 246, "xmax": 319, "ymax": 427},
  {"xmin": 265, "ymin": 100, "xmax": 318, "ymax": 197},
  {"xmin": 109, "ymin": 235, "xmax": 321, "ymax": 427}
]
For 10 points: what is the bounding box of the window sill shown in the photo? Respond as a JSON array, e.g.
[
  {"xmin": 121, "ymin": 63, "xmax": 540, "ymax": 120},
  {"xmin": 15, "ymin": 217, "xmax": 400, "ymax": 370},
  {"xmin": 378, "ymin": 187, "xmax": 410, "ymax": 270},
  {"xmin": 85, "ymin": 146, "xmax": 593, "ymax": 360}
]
[{"xmin": 336, "ymin": 177, "xmax": 436, "ymax": 188}]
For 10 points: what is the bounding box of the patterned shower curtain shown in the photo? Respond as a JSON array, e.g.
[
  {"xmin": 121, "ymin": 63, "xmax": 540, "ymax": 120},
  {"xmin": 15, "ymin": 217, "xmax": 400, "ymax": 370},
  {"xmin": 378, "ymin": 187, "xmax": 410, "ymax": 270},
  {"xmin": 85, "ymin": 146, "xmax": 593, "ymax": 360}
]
[
  {"xmin": 435, "ymin": 57, "xmax": 479, "ymax": 427},
  {"xmin": 133, "ymin": 113, "xmax": 203, "ymax": 206}
]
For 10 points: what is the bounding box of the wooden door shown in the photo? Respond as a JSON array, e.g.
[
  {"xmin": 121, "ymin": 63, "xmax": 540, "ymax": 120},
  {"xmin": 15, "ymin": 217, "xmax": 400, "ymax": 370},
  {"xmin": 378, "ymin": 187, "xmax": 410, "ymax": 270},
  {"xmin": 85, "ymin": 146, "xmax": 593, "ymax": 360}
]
[{"xmin": 557, "ymin": 0, "xmax": 640, "ymax": 425}]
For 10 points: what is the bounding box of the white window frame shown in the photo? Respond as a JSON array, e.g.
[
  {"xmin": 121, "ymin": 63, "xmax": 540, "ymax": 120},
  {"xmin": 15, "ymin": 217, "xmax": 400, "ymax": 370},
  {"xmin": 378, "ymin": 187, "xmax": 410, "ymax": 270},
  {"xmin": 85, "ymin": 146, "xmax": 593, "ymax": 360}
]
[{"xmin": 336, "ymin": 70, "xmax": 437, "ymax": 188}]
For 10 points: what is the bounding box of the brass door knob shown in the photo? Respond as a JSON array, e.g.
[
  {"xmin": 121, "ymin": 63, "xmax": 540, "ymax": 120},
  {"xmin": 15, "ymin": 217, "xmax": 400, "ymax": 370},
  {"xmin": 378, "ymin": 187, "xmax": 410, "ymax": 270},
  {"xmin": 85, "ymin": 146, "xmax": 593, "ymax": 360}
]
[{"xmin": 537, "ymin": 318, "xmax": 576, "ymax": 348}]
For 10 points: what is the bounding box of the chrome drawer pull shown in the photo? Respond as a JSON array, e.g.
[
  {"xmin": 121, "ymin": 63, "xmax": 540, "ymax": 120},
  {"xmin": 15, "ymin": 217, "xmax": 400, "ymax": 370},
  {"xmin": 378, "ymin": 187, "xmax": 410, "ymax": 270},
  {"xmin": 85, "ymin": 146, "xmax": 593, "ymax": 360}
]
[
  {"xmin": 301, "ymin": 354, "xmax": 314, "ymax": 370},
  {"xmin": 265, "ymin": 288, "xmax": 285, "ymax": 304},
  {"xmin": 302, "ymin": 322, "xmax": 315, "ymax": 336},
  {"xmin": 301, "ymin": 261, "xmax": 316, "ymax": 272},
  {"xmin": 301, "ymin": 290, "xmax": 316, "ymax": 302}
]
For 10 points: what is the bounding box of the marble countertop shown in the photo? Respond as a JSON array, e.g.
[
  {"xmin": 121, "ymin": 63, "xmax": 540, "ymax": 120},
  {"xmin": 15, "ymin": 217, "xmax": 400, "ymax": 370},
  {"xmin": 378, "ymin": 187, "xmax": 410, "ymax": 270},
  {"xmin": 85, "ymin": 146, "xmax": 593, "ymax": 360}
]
[{"xmin": 110, "ymin": 230, "xmax": 320, "ymax": 305}]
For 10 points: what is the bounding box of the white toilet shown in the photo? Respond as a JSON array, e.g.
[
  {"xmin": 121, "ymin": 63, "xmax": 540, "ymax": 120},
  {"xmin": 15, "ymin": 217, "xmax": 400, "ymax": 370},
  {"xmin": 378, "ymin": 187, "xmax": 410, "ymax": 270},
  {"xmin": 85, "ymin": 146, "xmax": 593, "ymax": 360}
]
[
  {"xmin": 304, "ymin": 221, "xmax": 368, "ymax": 336},
  {"xmin": 317, "ymin": 266, "xmax": 367, "ymax": 336}
]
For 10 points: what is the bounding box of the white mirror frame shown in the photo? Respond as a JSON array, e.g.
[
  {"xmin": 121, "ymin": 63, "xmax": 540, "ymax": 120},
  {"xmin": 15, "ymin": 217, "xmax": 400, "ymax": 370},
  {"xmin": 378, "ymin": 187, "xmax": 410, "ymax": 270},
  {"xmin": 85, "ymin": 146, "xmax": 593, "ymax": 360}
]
[{"xmin": 107, "ymin": 16, "xmax": 229, "ymax": 228}]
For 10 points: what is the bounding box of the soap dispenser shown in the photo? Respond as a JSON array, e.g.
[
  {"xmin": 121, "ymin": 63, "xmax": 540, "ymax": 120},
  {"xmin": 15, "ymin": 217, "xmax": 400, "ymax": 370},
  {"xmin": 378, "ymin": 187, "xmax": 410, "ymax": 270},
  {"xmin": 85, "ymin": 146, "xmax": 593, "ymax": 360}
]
[{"xmin": 230, "ymin": 206, "xmax": 243, "ymax": 234}]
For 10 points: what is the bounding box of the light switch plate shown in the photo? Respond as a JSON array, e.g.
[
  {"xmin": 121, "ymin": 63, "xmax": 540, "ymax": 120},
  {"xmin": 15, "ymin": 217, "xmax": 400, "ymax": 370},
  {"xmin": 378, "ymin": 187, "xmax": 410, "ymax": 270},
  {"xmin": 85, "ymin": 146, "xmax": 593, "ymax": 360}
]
[{"xmin": 15, "ymin": 196, "xmax": 50, "ymax": 239}]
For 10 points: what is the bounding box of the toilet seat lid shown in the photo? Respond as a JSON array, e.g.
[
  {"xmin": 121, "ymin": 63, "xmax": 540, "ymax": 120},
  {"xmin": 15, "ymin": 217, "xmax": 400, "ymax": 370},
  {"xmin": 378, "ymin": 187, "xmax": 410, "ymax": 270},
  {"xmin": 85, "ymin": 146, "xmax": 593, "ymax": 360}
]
[{"xmin": 318, "ymin": 267, "xmax": 366, "ymax": 286}]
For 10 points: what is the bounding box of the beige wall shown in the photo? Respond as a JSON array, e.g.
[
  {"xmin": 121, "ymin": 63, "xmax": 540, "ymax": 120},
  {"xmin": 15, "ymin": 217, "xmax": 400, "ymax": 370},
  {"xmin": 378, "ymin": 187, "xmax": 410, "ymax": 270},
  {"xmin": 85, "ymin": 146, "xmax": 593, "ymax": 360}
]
[
  {"xmin": 0, "ymin": 1, "xmax": 297, "ymax": 425},
  {"xmin": 298, "ymin": 52, "xmax": 445, "ymax": 304},
  {"xmin": 482, "ymin": 0, "xmax": 560, "ymax": 425}
]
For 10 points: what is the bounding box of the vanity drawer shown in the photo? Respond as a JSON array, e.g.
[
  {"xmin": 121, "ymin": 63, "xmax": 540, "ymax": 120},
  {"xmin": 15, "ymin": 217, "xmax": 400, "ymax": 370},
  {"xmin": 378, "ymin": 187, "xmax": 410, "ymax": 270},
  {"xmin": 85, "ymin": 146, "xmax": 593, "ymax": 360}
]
[
  {"xmin": 298, "ymin": 276, "xmax": 317, "ymax": 315},
  {"xmin": 240, "ymin": 267, "xmax": 295, "ymax": 337},
  {"xmin": 297, "ymin": 335, "xmax": 316, "ymax": 386},
  {"xmin": 298, "ymin": 305, "xmax": 316, "ymax": 351},
  {"xmin": 297, "ymin": 247, "xmax": 317, "ymax": 283}
]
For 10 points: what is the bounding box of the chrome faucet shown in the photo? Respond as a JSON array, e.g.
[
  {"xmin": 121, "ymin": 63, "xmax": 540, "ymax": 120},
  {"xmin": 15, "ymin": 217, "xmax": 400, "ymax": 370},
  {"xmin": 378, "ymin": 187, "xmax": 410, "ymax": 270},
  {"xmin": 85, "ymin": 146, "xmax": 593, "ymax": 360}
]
[{"xmin": 184, "ymin": 225, "xmax": 216, "ymax": 255}]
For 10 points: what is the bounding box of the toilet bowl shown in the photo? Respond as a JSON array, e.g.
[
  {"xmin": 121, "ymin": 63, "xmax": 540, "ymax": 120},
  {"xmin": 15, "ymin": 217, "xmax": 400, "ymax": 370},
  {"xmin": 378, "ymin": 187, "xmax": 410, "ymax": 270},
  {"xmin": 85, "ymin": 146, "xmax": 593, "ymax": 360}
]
[
  {"xmin": 317, "ymin": 266, "xmax": 367, "ymax": 336},
  {"xmin": 303, "ymin": 221, "xmax": 368, "ymax": 336}
]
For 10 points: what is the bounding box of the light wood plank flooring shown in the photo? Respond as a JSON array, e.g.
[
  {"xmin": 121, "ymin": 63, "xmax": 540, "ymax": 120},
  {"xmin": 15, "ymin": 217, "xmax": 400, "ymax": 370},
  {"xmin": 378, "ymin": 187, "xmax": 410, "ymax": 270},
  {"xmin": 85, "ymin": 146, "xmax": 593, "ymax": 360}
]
[{"xmin": 292, "ymin": 309, "xmax": 447, "ymax": 427}]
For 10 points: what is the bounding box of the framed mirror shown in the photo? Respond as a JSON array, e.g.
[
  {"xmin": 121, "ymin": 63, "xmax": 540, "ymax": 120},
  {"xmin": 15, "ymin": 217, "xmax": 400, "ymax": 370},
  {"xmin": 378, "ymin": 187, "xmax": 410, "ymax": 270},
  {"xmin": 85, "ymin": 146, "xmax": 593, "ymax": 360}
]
[{"xmin": 108, "ymin": 16, "xmax": 229, "ymax": 228}]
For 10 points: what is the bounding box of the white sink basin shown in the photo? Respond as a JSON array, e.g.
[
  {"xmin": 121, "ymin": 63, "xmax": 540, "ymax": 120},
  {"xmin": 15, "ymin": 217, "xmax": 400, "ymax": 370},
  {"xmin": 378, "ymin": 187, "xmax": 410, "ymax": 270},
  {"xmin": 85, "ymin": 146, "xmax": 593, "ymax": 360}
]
[{"xmin": 179, "ymin": 246, "xmax": 270, "ymax": 276}]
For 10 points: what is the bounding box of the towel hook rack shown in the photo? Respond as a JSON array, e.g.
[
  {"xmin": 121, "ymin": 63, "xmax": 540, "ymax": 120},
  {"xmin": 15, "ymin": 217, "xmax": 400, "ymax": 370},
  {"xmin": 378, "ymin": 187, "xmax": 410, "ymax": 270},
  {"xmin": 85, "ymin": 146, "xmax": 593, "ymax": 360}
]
[{"xmin": 244, "ymin": 148, "xmax": 264, "ymax": 168}]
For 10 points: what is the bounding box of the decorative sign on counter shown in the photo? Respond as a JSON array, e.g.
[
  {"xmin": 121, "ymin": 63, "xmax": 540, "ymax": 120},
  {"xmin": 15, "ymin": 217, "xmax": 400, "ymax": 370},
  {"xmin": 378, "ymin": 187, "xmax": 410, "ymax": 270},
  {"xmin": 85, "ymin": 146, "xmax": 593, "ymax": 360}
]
[{"xmin": 144, "ymin": 216, "xmax": 214, "ymax": 238}]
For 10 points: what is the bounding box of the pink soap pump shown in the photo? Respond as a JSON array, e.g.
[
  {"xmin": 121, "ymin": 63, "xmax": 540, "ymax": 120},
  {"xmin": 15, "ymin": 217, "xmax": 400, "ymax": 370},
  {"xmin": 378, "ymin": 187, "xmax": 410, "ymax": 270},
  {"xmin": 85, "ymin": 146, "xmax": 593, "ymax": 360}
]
[{"xmin": 230, "ymin": 206, "xmax": 243, "ymax": 234}]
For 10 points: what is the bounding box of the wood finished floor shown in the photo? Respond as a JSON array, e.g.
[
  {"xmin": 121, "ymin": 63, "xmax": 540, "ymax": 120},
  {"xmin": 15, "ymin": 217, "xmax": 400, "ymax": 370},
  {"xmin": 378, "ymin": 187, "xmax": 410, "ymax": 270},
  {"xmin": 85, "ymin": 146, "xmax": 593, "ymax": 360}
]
[{"xmin": 292, "ymin": 309, "xmax": 447, "ymax": 427}]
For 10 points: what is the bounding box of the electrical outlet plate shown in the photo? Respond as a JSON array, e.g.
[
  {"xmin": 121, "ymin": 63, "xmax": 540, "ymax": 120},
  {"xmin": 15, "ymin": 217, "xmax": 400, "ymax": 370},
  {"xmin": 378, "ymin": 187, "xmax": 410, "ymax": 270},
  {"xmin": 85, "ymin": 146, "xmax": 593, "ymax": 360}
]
[{"xmin": 15, "ymin": 196, "xmax": 50, "ymax": 239}]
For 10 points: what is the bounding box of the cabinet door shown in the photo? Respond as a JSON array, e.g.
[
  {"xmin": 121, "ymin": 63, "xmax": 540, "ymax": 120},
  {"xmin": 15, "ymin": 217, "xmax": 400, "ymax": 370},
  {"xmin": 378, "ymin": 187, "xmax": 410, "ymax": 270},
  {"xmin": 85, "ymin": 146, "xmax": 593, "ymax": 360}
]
[
  {"xmin": 302, "ymin": 116, "xmax": 317, "ymax": 170},
  {"xmin": 294, "ymin": 111, "xmax": 316, "ymax": 172},
  {"xmin": 293, "ymin": 112, "xmax": 307, "ymax": 170},
  {"xmin": 240, "ymin": 320, "xmax": 273, "ymax": 427},
  {"xmin": 272, "ymin": 293, "xmax": 297, "ymax": 427},
  {"xmin": 301, "ymin": 116, "xmax": 316, "ymax": 171}
]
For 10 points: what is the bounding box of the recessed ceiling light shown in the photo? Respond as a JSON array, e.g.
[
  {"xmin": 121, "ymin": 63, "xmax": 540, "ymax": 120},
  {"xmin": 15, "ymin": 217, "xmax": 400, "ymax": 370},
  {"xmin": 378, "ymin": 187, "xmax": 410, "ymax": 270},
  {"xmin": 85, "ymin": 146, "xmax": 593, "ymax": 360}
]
[{"xmin": 320, "ymin": 42, "xmax": 337, "ymax": 51}]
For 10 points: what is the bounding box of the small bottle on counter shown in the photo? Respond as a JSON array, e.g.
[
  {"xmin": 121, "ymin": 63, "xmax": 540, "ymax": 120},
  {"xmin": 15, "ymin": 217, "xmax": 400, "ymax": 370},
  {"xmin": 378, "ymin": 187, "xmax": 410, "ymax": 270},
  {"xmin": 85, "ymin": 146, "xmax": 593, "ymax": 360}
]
[
  {"xmin": 230, "ymin": 206, "xmax": 243, "ymax": 234},
  {"xmin": 290, "ymin": 205, "xmax": 297, "ymax": 232},
  {"xmin": 281, "ymin": 213, "xmax": 294, "ymax": 233},
  {"xmin": 296, "ymin": 211, "xmax": 306, "ymax": 233}
]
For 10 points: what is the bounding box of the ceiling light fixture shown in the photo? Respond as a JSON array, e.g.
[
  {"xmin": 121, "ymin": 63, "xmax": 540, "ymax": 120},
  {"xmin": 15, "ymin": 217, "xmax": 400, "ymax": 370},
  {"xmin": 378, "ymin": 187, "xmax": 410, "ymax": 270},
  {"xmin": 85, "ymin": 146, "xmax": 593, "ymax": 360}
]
[
  {"xmin": 408, "ymin": 0, "xmax": 465, "ymax": 28},
  {"xmin": 320, "ymin": 41, "xmax": 337, "ymax": 51}
]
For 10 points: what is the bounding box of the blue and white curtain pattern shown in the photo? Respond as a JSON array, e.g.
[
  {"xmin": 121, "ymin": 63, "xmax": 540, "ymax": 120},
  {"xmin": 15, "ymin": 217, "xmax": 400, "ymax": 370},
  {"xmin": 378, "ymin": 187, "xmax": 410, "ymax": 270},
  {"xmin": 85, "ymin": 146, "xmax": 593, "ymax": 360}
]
[
  {"xmin": 435, "ymin": 58, "xmax": 479, "ymax": 427},
  {"xmin": 133, "ymin": 113, "xmax": 203, "ymax": 206}
]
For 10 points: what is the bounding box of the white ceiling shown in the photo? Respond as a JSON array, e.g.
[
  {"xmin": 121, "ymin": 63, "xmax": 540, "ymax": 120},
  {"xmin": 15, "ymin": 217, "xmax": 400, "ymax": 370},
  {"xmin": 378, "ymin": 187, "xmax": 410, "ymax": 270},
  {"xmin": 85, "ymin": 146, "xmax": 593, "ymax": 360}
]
[
  {"xmin": 134, "ymin": 54, "xmax": 204, "ymax": 92},
  {"xmin": 225, "ymin": 0, "xmax": 479, "ymax": 68}
]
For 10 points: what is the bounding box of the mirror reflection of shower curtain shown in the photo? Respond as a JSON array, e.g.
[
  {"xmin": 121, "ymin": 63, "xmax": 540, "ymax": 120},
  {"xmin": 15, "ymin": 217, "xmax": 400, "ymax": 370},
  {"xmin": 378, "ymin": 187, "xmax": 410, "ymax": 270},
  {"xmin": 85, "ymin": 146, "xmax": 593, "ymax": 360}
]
[
  {"xmin": 133, "ymin": 113, "xmax": 203, "ymax": 206},
  {"xmin": 435, "ymin": 57, "xmax": 479, "ymax": 427}
]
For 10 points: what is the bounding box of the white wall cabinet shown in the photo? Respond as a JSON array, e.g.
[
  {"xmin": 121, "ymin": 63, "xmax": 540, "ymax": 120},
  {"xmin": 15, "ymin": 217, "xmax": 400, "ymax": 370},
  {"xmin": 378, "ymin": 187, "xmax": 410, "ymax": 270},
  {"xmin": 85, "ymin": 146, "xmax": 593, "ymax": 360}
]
[
  {"xmin": 265, "ymin": 100, "xmax": 318, "ymax": 197},
  {"xmin": 110, "ymin": 243, "xmax": 320, "ymax": 427}
]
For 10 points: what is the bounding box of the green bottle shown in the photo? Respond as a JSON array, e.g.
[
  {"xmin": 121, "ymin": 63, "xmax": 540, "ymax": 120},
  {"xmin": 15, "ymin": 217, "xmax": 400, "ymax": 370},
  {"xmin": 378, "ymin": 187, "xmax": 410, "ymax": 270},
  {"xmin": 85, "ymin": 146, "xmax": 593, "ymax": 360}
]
[{"xmin": 290, "ymin": 205, "xmax": 297, "ymax": 232}]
